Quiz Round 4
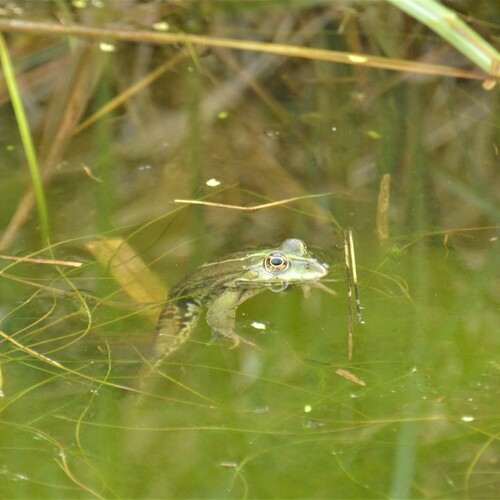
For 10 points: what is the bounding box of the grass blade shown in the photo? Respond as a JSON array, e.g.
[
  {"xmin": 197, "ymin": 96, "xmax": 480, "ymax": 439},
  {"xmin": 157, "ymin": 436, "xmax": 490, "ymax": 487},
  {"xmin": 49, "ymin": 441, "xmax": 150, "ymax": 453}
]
[
  {"xmin": 386, "ymin": 0, "xmax": 500, "ymax": 78},
  {"xmin": 0, "ymin": 33, "xmax": 50, "ymax": 246}
]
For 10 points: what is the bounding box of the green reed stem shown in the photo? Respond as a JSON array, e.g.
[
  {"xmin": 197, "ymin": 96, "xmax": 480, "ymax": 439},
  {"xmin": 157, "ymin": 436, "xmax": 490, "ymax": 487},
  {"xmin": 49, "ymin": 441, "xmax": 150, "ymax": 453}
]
[
  {"xmin": 386, "ymin": 0, "xmax": 500, "ymax": 77},
  {"xmin": 0, "ymin": 32, "xmax": 50, "ymax": 246}
]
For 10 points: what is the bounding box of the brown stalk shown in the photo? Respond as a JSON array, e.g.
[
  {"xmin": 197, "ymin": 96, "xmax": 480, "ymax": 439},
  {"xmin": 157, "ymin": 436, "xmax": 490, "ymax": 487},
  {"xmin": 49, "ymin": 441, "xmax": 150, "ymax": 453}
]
[{"xmin": 0, "ymin": 19, "xmax": 490, "ymax": 80}]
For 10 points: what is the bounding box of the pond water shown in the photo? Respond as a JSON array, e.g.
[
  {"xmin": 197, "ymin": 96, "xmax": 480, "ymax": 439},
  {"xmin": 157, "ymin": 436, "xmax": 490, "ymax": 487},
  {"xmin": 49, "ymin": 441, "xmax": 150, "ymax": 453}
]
[{"xmin": 0, "ymin": 1, "xmax": 499, "ymax": 498}]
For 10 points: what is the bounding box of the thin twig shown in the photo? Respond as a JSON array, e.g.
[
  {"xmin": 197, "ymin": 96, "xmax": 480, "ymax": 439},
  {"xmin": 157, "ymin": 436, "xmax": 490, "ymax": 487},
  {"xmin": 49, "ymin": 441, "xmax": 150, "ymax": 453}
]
[
  {"xmin": 347, "ymin": 230, "xmax": 364, "ymax": 324},
  {"xmin": 174, "ymin": 192, "xmax": 331, "ymax": 211},
  {"xmin": 336, "ymin": 368, "xmax": 366, "ymax": 387},
  {"xmin": 0, "ymin": 254, "xmax": 83, "ymax": 267},
  {"xmin": 343, "ymin": 229, "xmax": 364, "ymax": 360},
  {"xmin": 343, "ymin": 231, "xmax": 354, "ymax": 361},
  {"xmin": 0, "ymin": 330, "xmax": 65, "ymax": 369}
]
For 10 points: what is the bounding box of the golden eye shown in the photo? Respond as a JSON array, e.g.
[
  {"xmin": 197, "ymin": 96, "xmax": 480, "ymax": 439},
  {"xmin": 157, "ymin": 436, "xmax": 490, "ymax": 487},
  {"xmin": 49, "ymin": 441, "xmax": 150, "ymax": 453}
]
[{"xmin": 264, "ymin": 252, "xmax": 289, "ymax": 274}]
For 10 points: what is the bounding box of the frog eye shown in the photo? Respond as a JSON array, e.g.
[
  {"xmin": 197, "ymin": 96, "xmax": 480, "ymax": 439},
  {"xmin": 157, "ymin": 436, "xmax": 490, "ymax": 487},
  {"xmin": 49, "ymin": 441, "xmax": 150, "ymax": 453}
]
[{"xmin": 264, "ymin": 252, "xmax": 289, "ymax": 274}]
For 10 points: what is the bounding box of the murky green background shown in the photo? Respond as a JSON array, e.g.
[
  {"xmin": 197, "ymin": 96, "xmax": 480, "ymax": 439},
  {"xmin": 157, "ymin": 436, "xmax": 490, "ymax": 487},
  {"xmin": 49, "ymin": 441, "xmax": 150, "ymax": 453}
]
[{"xmin": 0, "ymin": 1, "xmax": 499, "ymax": 498}]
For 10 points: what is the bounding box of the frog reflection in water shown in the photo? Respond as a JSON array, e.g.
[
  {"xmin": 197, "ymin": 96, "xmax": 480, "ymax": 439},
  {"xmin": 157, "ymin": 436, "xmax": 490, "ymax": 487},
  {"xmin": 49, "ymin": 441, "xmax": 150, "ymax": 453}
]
[{"xmin": 147, "ymin": 239, "xmax": 329, "ymax": 372}]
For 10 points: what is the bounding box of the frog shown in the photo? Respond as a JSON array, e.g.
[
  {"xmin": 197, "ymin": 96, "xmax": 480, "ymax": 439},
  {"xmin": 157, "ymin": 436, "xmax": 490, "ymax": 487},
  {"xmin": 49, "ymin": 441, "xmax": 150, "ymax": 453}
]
[{"xmin": 146, "ymin": 238, "xmax": 328, "ymax": 373}]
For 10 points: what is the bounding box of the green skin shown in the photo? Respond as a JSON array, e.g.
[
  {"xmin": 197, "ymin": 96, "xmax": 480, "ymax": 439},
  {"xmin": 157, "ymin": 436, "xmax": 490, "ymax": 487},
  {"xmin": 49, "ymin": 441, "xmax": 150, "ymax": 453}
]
[{"xmin": 148, "ymin": 239, "xmax": 328, "ymax": 370}]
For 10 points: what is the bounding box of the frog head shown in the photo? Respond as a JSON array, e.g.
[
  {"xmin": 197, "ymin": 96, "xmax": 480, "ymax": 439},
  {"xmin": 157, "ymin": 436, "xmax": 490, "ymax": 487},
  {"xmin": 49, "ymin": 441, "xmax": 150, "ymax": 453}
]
[{"xmin": 237, "ymin": 238, "xmax": 328, "ymax": 286}]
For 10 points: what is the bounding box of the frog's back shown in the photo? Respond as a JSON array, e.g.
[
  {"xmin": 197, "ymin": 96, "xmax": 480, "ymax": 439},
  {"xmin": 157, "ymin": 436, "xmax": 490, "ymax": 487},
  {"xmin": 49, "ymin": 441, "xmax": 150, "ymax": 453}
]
[{"xmin": 168, "ymin": 250, "xmax": 258, "ymax": 302}]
